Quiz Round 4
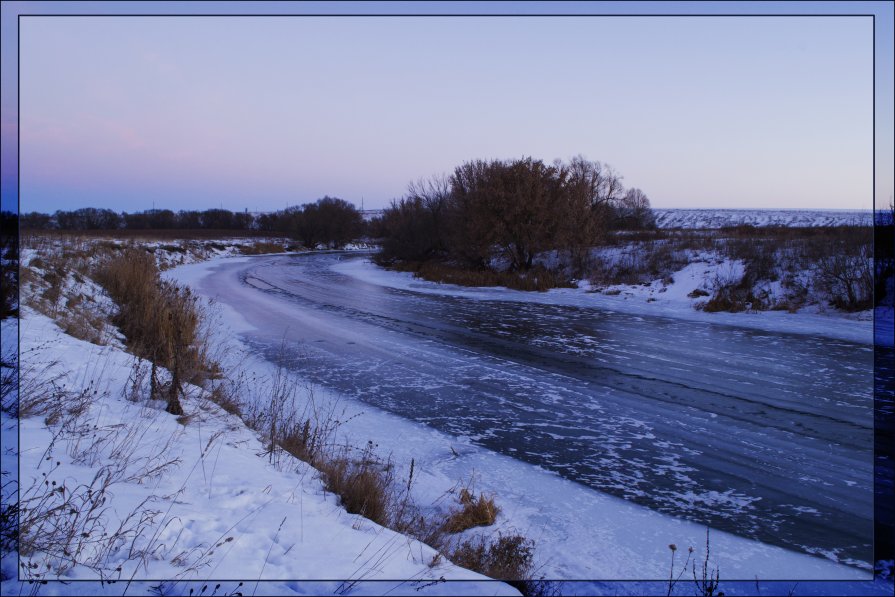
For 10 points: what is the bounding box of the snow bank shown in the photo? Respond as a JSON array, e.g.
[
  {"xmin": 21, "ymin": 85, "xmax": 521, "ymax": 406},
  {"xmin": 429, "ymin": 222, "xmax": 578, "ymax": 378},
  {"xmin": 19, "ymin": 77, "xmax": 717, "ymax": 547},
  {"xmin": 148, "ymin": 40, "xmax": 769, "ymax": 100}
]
[
  {"xmin": 331, "ymin": 258, "xmax": 872, "ymax": 345},
  {"xmin": 2, "ymin": 312, "xmax": 517, "ymax": 595}
]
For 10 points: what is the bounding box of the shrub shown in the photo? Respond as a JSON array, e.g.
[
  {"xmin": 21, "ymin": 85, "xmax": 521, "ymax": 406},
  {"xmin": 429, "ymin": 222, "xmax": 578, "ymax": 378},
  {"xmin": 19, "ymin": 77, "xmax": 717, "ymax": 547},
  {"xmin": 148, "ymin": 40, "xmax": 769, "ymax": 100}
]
[
  {"xmin": 1, "ymin": 212, "xmax": 17, "ymax": 318},
  {"xmin": 94, "ymin": 250, "xmax": 207, "ymax": 415},
  {"xmin": 588, "ymin": 240, "xmax": 690, "ymax": 288},
  {"xmin": 815, "ymin": 250, "xmax": 873, "ymax": 311},
  {"xmin": 238, "ymin": 241, "xmax": 287, "ymax": 255},
  {"xmin": 700, "ymin": 285, "xmax": 759, "ymax": 313},
  {"xmin": 396, "ymin": 261, "xmax": 574, "ymax": 292}
]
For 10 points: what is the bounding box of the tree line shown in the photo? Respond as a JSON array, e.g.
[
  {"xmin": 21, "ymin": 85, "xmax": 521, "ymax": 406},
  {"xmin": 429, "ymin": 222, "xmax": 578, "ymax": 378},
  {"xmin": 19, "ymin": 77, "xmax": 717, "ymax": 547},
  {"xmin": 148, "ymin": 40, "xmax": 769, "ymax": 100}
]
[
  {"xmin": 18, "ymin": 155, "xmax": 655, "ymax": 264},
  {"xmin": 18, "ymin": 197, "xmax": 365, "ymax": 249},
  {"xmin": 372, "ymin": 155, "xmax": 655, "ymax": 272}
]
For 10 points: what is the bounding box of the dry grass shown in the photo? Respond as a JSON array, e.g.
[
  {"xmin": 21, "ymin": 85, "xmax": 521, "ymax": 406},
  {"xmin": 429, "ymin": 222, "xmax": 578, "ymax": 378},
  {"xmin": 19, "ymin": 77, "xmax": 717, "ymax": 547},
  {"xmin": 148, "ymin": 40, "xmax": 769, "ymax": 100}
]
[
  {"xmin": 442, "ymin": 488, "xmax": 500, "ymax": 534},
  {"xmin": 225, "ymin": 359, "xmax": 406, "ymax": 529},
  {"xmin": 390, "ymin": 261, "xmax": 575, "ymax": 292},
  {"xmin": 212, "ymin": 346, "xmax": 545, "ymax": 590},
  {"xmin": 449, "ymin": 533, "xmax": 535, "ymax": 582},
  {"xmin": 318, "ymin": 444, "xmax": 393, "ymax": 527},
  {"xmin": 0, "ymin": 342, "xmax": 15, "ymax": 416},
  {"xmin": 237, "ymin": 241, "xmax": 291, "ymax": 255},
  {"xmin": 588, "ymin": 225, "xmax": 873, "ymax": 313},
  {"xmin": 242, "ymin": 362, "xmax": 400, "ymax": 527},
  {"xmin": 94, "ymin": 249, "xmax": 209, "ymax": 415},
  {"xmin": 11, "ymin": 353, "xmax": 184, "ymax": 581},
  {"xmin": 233, "ymin": 359, "xmax": 532, "ymax": 583},
  {"xmin": 207, "ymin": 384, "xmax": 242, "ymax": 417},
  {"xmin": 19, "ymin": 241, "xmax": 122, "ymax": 345},
  {"xmin": 17, "ymin": 462, "xmax": 161, "ymax": 578}
]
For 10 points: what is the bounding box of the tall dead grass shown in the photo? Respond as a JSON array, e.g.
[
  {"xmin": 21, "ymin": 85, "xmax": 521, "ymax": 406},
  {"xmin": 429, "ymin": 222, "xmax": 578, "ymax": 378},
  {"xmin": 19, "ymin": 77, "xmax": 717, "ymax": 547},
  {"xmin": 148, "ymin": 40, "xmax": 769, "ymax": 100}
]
[
  {"xmin": 588, "ymin": 241, "xmax": 691, "ymax": 287},
  {"xmin": 94, "ymin": 249, "xmax": 210, "ymax": 415}
]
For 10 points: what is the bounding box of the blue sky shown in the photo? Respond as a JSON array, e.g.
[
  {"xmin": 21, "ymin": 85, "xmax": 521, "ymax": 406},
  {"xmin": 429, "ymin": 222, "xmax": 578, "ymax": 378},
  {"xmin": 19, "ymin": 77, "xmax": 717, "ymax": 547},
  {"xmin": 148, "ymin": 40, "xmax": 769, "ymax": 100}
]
[{"xmin": 1, "ymin": 2, "xmax": 892, "ymax": 213}]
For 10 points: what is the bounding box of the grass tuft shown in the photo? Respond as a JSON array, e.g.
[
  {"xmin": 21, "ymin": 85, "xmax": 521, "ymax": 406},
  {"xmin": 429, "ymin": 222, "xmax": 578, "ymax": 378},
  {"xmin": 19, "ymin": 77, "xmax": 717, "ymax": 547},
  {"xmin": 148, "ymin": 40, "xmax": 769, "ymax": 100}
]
[
  {"xmin": 442, "ymin": 488, "xmax": 500, "ymax": 533},
  {"xmin": 449, "ymin": 532, "xmax": 534, "ymax": 582}
]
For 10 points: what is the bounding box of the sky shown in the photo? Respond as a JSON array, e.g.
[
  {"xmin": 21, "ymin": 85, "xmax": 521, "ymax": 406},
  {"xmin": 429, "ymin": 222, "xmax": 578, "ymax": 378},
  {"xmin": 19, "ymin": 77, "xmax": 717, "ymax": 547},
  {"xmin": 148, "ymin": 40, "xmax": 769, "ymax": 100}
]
[{"xmin": 1, "ymin": 2, "xmax": 892, "ymax": 213}]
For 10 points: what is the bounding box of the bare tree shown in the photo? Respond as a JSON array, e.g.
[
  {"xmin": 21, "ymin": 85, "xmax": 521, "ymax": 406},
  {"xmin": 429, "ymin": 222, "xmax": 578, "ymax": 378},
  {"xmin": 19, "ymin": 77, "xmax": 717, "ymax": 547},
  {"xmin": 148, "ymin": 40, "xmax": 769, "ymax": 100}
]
[
  {"xmin": 615, "ymin": 187, "xmax": 656, "ymax": 229},
  {"xmin": 490, "ymin": 157, "xmax": 561, "ymax": 270},
  {"xmin": 377, "ymin": 154, "xmax": 653, "ymax": 279},
  {"xmin": 564, "ymin": 156, "xmax": 615, "ymax": 268},
  {"xmin": 406, "ymin": 173, "xmax": 452, "ymax": 254},
  {"xmin": 446, "ymin": 159, "xmax": 501, "ymax": 269}
]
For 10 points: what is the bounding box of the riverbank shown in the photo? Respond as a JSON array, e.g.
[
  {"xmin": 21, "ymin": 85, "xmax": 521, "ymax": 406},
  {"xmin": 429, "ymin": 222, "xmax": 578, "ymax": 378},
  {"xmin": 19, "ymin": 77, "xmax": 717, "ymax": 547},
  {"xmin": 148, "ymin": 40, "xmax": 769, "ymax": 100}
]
[{"xmin": 332, "ymin": 257, "xmax": 873, "ymax": 345}]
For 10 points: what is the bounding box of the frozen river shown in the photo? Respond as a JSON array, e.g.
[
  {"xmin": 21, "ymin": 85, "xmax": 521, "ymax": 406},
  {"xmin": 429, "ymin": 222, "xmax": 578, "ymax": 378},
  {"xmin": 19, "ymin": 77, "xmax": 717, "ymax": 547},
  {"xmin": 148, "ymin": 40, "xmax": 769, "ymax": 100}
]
[{"xmin": 189, "ymin": 251, "xmax": 874, "ymax": 570}]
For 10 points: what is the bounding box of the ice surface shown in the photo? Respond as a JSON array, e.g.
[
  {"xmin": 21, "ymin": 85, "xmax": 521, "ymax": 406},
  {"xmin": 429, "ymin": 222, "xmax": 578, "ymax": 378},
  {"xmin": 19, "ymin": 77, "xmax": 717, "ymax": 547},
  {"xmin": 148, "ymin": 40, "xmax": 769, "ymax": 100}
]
[{"xmin": 158, "ymin": 254, "xmax": 875, "ymax": 581}]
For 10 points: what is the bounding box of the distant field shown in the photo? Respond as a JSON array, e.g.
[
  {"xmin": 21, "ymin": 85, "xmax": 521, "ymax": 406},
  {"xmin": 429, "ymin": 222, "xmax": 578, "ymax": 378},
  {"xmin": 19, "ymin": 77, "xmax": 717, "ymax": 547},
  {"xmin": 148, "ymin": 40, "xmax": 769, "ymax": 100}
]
[
  {"xmin": 360, "ymin": 208, "xmax": 874, "ymax": 228},
  {"xmin": 653, "ymin": 208, "xmax": 873, "ymax": 229}
]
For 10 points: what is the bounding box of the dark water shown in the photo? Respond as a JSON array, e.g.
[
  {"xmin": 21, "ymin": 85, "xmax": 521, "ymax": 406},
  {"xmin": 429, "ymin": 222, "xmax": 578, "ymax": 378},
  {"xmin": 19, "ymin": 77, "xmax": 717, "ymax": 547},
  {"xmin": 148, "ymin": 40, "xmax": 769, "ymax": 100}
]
[{"xmin": 197, "ymin": 252, "xmax": 875, "ymax": 568}]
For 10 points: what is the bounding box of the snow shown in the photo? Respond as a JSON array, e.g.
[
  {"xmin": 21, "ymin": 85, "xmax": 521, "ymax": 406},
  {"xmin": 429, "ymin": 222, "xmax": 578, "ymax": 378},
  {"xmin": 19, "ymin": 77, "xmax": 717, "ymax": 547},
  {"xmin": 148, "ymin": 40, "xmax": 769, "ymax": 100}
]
[
  {"xmin": 653, "ymin": 209, "xmax": 873, "ymax": 229},
  {"xmin": 2, "ymin": 313, "xmax": 519, "ymax": 595},
  {"xmin": 330, "ymin": 258, "xmax": 873, "ymax": 345}
]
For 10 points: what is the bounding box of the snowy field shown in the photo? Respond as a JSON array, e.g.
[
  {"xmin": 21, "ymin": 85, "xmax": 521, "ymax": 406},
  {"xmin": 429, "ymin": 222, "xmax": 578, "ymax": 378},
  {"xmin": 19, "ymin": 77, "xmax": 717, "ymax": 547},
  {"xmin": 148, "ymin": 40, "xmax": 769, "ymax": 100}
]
[{"xmin": 652, "ymin": 209, "xmax": 873, "ymax": 229}]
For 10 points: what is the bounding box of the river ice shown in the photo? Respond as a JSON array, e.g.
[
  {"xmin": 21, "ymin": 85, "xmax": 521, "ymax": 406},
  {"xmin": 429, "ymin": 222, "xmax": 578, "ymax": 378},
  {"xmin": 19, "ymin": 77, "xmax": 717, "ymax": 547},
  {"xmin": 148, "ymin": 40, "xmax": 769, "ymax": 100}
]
[{"xmin": 165, "ymin": 252, "xmax": 875, "ymax": 581}]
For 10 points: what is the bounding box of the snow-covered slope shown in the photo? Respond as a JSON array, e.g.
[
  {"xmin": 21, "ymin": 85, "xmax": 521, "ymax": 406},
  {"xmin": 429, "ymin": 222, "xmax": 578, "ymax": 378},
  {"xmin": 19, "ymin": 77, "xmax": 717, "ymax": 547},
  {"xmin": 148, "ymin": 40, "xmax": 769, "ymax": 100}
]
[
  {"xmin": 2, "ymin": 312, "xmax": 519, "ymax": 595},
  {"xmin": 653, "ymin": 209, "xmax": 872, "ymax": 229}
]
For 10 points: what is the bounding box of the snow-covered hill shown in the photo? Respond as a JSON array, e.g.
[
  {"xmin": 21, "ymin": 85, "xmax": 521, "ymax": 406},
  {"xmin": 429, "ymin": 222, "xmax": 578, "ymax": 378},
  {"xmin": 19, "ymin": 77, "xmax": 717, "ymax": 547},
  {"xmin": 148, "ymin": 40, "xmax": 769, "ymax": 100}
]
[
  {"xmin": 653, "ymin": 208, "xmax": 872, "ymax": 229},
  {"xmin": 363, "ymin": 208, "xmax": 874, "ymax": 228}
]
